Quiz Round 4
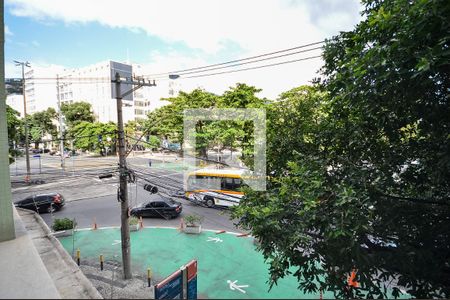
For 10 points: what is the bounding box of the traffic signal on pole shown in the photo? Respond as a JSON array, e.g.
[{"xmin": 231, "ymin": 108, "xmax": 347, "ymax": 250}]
[{"xmin": 143, "ymin": 184, "xmax": 158, "ymax": 194}]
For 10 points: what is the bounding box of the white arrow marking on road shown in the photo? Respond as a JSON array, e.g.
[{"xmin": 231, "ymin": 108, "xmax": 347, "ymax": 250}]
[
  {"xmin": 227, "ymin": 280, "xmax": 249, "ymax": 294},
  {"xmin": 112, "ymin": 240, "xmax": 121, "ymax": 246},
  {"xmin": 207, "ymin": 237, "xmax": 223, "ymax": 243}
]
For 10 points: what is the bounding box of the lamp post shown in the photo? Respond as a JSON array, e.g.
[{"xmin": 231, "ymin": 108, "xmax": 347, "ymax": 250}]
[{"xmin": 14, "ymin": 60, "xmax": 31, "ymax": 181}]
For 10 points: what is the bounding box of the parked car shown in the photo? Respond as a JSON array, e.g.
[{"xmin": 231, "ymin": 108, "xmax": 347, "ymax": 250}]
[
  {"xmin": 130, "ymin": 197, "xmax": 182, "ymax": 219},
  {"xmin": 31, "ymin": 148, "xmax": 43, "ymax": 154},
  {"xmin": 14, "ymin": 193, "xmax": 65, "ymax": 213},
  {"xmin": 49, "ymin": 149, "xmax": 57, "ymax": 155}
]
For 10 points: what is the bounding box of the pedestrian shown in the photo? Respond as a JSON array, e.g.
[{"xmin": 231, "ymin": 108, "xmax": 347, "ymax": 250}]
[{"xmin": 148, "ymin": 159, "xmax": 152, "ymax": 167}]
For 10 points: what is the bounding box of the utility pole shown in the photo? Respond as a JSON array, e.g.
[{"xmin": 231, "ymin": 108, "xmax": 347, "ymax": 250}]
[
  {"xmin": 115, "ymin": 72, "xmax": 132, "ymax": 279},
  {"xmin": 14, "ymin": 60, "xmax": 31, "ymax": 181},
  {"xmin": 0, "ymin": 1, "xmax": 16, "ymax": 241},
  {"xmin": 113, "ymin": 72, "xmax": 156, "ymax": 279},
  {"xmin": 56, "ymin": 75, "xmax": 65, "ymax": 169}
]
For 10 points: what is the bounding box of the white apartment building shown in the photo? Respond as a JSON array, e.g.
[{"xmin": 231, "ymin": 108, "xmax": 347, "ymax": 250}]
[
  {"xmin": 58, "ymin": 61, "xmax": 157, "ymax": 123},
  {"xmin": 19, "ymin": 60, "xmax": 166, "ymax": 124},
  {"xmin": 6, "ymin": 94, "xmax": 24, "ymax": 118},
  {"xmin": 24, "ymin": 65, "xmax": 64, "ymax": 115}
]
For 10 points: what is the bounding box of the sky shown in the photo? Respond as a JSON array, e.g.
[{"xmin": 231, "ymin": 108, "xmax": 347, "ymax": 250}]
[{"xmin": 4, "ymin": 0, "xmax": 363, "ymax": 99}]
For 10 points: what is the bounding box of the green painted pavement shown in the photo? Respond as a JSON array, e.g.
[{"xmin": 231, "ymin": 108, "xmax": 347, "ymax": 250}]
[{"xmin": 59, "ymin": 227, "xmax": 327, "ymax": 299}]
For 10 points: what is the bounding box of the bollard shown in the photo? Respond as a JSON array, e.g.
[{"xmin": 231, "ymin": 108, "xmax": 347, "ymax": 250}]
[
  {"xmin": 178, "ymin": 218, "xmax": 184, "ymax": 231},
  {"xmin": 139, "ymin": 216, "xmax": 144, "ymax": 229},
  {"xmin": 76, "ymin": 249, "xmax": 80, "ymax": 266},
  {"xmin": 100, "ymin": 254, "xmax": 104, "ymax": 271},
  {"xmin": 147, "ymin": 268, "xmax": 152, "ymax": 287},
  {"xmin": 92, "ymin": 218, "xmax": 98, "ymax": 230}
]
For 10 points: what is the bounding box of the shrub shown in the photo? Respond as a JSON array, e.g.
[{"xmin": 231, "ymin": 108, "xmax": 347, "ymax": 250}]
[
  {"xmin": 128, "ymin": 216, "xmax": 139, "ymax": 226},
  {"xmin": 184, "ymin": 215, "xmax": 203, "ymax": 227},
  {"xmin": 52, "ymin": 218, "xmax": 76, "ymax": 231}
]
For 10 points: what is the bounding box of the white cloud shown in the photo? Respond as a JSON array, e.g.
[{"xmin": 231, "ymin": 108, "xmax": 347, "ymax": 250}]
[
  {"xmin": 139, "ymin": 49, "xmax": 323, "ymax": 100},
  {"xmin": 6, "ymin": 0, "xmax": 362, "ymax": 98},
  {"xmin": 5, "ymin": 25, "xmax": 13, "ymax": 36},
  {"xmin": 6, "ymin": 0, "xmax": 361, "ymax": 54},
  {"xmin": 5, "ymin": 60, "xmax": 66, "ymax": 78}
]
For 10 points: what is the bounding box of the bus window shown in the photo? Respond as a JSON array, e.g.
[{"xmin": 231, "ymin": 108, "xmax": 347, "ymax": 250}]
[
  {"xmin": 222, "ymin": 177, "xmax": 234, "ymax": 190},
  {"xmin": 234, "ymin": 178, "xmax": 242, "ymax": 190}
]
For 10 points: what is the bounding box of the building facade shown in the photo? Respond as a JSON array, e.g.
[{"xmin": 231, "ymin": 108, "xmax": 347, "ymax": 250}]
[{"xmin": 18, "ymin": 60, "xmax": 163, "ymax": 124}]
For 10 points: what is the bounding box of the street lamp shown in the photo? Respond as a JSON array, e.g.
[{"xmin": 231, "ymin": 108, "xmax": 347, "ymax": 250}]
[{"xmin": 14, "ymin": 60, "xmax": 31, "ymax": 181}]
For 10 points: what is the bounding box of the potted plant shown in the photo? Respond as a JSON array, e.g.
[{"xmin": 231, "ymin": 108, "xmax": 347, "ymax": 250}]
[
  {"xmin": 129, "ymin": 216, "xmax": 139, "ymax": 232},
  {"xmin": 183, "ymin": 215, "xmax": 203, "ymax": 234},
  {"xmin": 52, "ymin": 218, "xmax": 77, "ymax": 237}
]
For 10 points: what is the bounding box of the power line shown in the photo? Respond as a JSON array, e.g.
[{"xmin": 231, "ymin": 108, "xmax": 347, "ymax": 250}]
[
  {"xmin": 183, "ymin": 55, "xmax": 322, "ymax": 79},
  {"xmin": 151, "ymin": 46, "xmax": 323, "ymax": 79},
  {"xmin": 145, "ymin": 41, "xmax": 325, "ymax": 77}
]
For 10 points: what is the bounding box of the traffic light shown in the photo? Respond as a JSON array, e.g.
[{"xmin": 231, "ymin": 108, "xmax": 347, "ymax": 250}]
[
  {"xmin": 99, "ymin": 173, "xmax": 113, "ymax": 179},
  {"xmin": 143, "ymin": 184, "xmax": 158, "ymax": 194}
]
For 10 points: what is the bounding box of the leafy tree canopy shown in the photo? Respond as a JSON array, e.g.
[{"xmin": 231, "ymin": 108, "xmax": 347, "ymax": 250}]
[
  {"xmin": 61, "ymin": 101, "xmax": 95, "ymax": 128},
  {"xmin": 70, "ymin": 121, "xmax": 116, "ymax": 155},
  {"xmin": 233, "ymin": 0, "xmax": 450, "ymax": 298},
  {"xmin": 6, "ymin": 105, "xmax": 21, "ymax": 144},
  {"xmin": 26, "ymin": 108, "xmax": 57, "ymax": 148}
]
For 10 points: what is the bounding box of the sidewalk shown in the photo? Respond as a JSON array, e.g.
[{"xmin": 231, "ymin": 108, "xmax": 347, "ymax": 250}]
[
  {"xmin": 0, "ymin": 207, "xmax": 102, "ymax": 299},
  {"xmin": 0, "ymin": 207, "xmax": 60, "ymax": 299}
]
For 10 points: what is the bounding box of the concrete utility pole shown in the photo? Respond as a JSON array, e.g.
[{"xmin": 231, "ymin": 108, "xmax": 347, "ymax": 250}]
[
  {"xmin": 56, "ymin": 75, "xmax": 65, "ymax": 169},
  {"xmin": 113, "ymin": 72, "xmax": 155, "ymax": 279},
  {"xmin": 0, "ymin": 0, "xmax": 16, "ymax": 242},
  {"xmin": 115, "ymin": 72, "xmax": 132, "ymax": 279},
  {"xmin": 13, "ymin": 60, "xmax": 31, "ymax": 180}
]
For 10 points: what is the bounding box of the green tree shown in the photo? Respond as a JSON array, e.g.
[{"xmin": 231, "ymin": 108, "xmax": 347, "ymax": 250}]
[
  {"xmin": 6, "ymin": 105, "xmax": 21, "ymax": 146},
  {"xmin": 61, "ymin": 101, "xmax": 95, "ymax": 128},
  {"xmin": 234, "ymin": 0, "xmax": 450, "ymax": 298},
  {"xmin": 6, "ymin": 105, "xmax": 22, "ymax": 163},
  {"xmin": 70, "ymin": 121, "xmax": 116, "ymax": 155},
  {"xmin": 145, "ymin": 89, "xmax": 219, "ymax": 155},
  {"xmin": 26, "ymin": 108, "xmax": 57, "ymax": 149},
  {"xmin": 144, "ymin": 84, "xmax": 267, "ymax": 159}
]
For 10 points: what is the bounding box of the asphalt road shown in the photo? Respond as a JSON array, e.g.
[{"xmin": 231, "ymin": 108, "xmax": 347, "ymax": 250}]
[{"xmin": 11, "ymin": 153, "xmax": 244, "ymax": 234}]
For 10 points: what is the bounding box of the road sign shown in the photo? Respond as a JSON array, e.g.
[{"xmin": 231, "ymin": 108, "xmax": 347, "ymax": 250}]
[
  {"xmin": 110, "ymin": 61, "xmax": 133, "ymax": 101},
  {"xmin": 32, "ymin": 154, "xmax": 41, "ymax": 158},
  {"xmin": 155, "ymin": 270, "xmax": 183, "ymax": 299},
  {"xmin": 187, "ymin": 276, "xmax": 197, "ymax": 300}
]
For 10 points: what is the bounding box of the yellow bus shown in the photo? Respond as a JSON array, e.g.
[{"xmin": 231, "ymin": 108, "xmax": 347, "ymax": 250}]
[{"xmin": 185, "ymin": 168, "xmax": 246, "ymax": 208}]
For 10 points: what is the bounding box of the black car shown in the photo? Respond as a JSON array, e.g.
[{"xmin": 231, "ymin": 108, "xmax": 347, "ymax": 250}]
[
  {"xmin": 130, "ymin": 198, "xmax": 182, "ymax": 219},
  {"xmin": 14, "ymin": 193, "xmax": 65, "ymax": 213}
]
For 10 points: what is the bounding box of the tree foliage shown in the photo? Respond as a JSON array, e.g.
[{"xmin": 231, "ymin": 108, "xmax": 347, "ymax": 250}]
[
  {"xmin": 26, "ymin": 108, "xmax": 57, "ymax": 148},
  {"xmin": 69, "ymin": 121, "xmax": 116, "ymax": 155},
  {"xmin": 61, "ymin": 101, "xmax": 95, "ymax": 128},
  {"xmin": 6, "ymin": 104, "xmax": 21, "ymax": 145},
  {"xmin": 144, "ymin": 84, "xmax": 266, "ymax": 157},
  {"xmin": 233, "ymin": 0, "xmax": 450, "ymax": 298}
]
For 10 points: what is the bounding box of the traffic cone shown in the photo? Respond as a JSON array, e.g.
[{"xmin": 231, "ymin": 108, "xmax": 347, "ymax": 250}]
[{"xmin": 92, "ymin": 218, "xmax": 98, "ymax": 230}]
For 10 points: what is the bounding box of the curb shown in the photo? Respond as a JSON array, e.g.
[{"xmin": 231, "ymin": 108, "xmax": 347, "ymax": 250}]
[{"xmin": 23, "ymin": 209, "xmax": 103, "ymax": 299}]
